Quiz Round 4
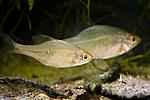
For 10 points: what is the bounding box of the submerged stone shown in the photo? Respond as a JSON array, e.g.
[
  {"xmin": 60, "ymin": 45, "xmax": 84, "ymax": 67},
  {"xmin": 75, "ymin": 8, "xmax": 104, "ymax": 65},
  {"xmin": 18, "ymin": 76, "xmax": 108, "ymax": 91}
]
[{"xmin": 101, "ymin": 74, "xmax": 150, "ymax": 99}]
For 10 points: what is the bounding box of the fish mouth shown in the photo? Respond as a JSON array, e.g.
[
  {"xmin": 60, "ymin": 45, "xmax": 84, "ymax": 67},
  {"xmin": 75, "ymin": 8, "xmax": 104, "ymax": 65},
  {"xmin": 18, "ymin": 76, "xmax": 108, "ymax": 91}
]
[
  {"xmin": 87, "ymin": 52, "xmax": 93, "ymax": 62},
  {"xmin": 137, "ymin": 36, "xmax": 141, "ymax": 44},
  {"xmin": 89, "ymin": 56, "xmax": 93, "ymax": 62}
]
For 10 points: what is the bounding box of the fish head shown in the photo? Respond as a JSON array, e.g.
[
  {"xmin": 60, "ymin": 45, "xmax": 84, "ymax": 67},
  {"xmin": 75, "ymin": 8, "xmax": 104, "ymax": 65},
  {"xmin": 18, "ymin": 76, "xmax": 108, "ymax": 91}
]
[
  {"xmin": 72, "ymin": 49, "xmax": 93, "ymax": 66},
  {"xmin": 119, "ymin": 32, "xmax": 141, "ymax": 54},
  {"xmin": 125, "ymin": 32, "xmax": 141, "ymax": 49}
]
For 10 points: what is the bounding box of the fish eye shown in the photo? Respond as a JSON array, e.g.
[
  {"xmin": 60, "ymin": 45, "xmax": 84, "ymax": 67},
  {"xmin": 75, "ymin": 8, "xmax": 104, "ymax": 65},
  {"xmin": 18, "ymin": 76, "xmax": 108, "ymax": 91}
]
[
  {"xmin": 130, "ymin": 36, "xmax": 136, "ymax": 44},
  {"xmin": 83, "ymin": 55, "xmax": 88, "ymax": 60}
]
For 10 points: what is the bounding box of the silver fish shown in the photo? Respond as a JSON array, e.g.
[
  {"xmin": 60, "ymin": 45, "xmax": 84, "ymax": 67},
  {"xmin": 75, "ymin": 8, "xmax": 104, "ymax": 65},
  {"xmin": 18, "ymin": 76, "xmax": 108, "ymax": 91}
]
[
  {"xmin": 0, "ymin": 33, "xmax": 93, "ymax": 68},
  {"xmin": 64, "ymin": 25, "xmax": 141, "ymax": 59}
]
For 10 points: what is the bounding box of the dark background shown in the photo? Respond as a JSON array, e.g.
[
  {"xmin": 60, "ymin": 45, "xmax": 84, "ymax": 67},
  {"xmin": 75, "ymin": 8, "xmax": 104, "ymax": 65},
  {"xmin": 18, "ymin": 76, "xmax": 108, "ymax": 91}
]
[
  {"xmin": 0, "ymin": 0, "xmax": 149, "ymax": 85},
  {"xmin": 0, "ymin": 0, "xmax": 149, "ymax": 63},
  {"xmin": 0, "ymin": 1, "xmax": 149, "ymax": 36}
]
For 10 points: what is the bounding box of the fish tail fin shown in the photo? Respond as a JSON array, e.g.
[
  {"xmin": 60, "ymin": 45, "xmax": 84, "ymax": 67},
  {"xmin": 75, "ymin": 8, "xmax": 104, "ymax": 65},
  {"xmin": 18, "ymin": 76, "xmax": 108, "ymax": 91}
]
[{"xmin": 0, "ymin": 32, "xmax": 17, "ymax": 55}]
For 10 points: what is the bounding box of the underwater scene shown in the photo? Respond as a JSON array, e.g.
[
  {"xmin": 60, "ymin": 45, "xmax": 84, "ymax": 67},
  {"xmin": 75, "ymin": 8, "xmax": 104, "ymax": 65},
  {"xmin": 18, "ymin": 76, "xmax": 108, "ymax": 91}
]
[{"xmin": 0, "ymin": 0, "xmax": 150, "ymax": 99}]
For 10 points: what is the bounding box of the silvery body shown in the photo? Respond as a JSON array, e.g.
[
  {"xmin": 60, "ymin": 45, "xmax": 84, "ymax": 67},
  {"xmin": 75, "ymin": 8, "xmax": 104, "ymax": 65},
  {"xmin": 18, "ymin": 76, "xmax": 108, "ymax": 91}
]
[
  {"xmin": 0, "ymin": 33, "xmax": 92, "ymax": 68},
  {"xmin": 64, "ymin": 25, "xmax": 141, "ymax": 59}
]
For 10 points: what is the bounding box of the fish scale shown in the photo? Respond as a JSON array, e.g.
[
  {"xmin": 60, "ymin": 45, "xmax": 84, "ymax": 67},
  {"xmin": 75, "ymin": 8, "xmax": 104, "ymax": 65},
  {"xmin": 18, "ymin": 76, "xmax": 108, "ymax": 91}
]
[
  {"xmin": 64, "ymin": 25, "xmax": 141, "ymax": 59},
  {"xmin": 29, "ymin": 25, "xmax": 140, "ymax": 60},
  {"xmin": 0, "ymin": 33, "xmax": 92, "ymax": 68}
]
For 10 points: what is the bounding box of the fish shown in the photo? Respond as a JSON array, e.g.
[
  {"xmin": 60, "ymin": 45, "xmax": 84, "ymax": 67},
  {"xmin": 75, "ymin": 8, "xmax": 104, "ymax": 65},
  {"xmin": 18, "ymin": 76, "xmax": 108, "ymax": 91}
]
[
  {"xmin": 0, "ymin": 33, "xmax": 93, "ymax": 68},
  {"xmin": 32, "ymin": 25, "xmax": 141, "ymax": 60},
  {"xmin": 64, "ymin": 25, "xmax": 141, "ymax": 59}
]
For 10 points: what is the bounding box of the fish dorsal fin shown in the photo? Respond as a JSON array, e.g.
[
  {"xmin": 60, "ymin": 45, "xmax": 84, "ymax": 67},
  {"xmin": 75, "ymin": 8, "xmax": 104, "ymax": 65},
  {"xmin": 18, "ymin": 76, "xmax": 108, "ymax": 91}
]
[
  {"xmin": 32, "ymin": 34, "xmax": 55, "ymax": 44},
  {"xmin": 65, "ymin": 25, "xmax": 102, "ymax": 42},
  {"xmin": 73, "ymin": 25, "xmax": 125, "ymax": 40},
  {"xmin": 76, "ymin": 25, "xmax": 109, "ymax": 36}
]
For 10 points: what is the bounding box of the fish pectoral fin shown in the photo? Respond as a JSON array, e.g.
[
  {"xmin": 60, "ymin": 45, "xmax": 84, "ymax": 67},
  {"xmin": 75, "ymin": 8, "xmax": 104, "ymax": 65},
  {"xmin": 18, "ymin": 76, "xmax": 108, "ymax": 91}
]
[
  {"xmin": 32, "ymin": 34, "xmax": 55, "ymax": 44},
  {"xmin": 92, "ymin": 59, "xmax": 110, "ymax": 71}
]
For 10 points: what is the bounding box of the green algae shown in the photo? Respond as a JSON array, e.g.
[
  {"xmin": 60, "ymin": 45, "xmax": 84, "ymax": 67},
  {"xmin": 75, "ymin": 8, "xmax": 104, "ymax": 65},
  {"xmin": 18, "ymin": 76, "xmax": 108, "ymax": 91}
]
[
  {"xmin": 0, "ymin": 49, "xmax": 149, "ymax": 86},
  {"xmin": 0, "ymin": 54, "xmax": 103, "ymax": 85},
  {"xmin": 0, "ymin": 55, "xmax": 149, "ymax": 82}
]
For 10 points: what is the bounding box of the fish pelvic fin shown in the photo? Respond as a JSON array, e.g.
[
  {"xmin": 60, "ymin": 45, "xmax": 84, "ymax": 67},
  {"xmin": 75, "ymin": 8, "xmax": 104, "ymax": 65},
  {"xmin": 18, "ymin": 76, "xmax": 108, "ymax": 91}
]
[{"xmin": 0, "ymin": 32, "xmax": 17, "ymax": 55}]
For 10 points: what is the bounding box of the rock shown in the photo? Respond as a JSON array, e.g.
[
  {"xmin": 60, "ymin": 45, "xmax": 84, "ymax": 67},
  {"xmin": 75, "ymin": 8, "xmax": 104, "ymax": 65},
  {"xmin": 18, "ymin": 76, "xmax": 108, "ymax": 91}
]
[{"xmin": 101, "ymin": 74, "xmax": 150, "ymax": 99}]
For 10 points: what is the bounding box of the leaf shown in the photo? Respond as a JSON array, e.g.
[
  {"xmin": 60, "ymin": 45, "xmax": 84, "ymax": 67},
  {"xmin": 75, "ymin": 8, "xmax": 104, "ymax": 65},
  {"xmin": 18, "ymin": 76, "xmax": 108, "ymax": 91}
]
[
  {"xmin": 16, "ymin": 0, "xmax": 21, "ymax": 10},
  {"xmin": 24, "ymin": 14, "xmax": 32, "ymax": 30},
  {"xmin": 28, "ymin": 0, "xmax": 34, "ymax": 11},
  {"xmin": 0, "ymin": 0, "xmax": 3, "ymax": 5}
]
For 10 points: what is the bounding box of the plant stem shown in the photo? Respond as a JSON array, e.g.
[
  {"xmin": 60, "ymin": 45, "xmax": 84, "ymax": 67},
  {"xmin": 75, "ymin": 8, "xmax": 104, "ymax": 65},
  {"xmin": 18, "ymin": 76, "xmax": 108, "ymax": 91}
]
[
  {"xmin": 10, "ymin": 13, "xmax": 23, "ymax": 34},
  {"xmin": 0, "ymin": 0, "xmax": 18, "ymax": 31},
  {"xmin": 87, "ymin": 0, "xmax": 90, "ymax": 22},
  {"xmin": 133, "ymin": 0, "xmax": 150, "ymax": 33},
  {"xmin": 59, "ymin": 0, "xmax": 75, "ymax": 34}
]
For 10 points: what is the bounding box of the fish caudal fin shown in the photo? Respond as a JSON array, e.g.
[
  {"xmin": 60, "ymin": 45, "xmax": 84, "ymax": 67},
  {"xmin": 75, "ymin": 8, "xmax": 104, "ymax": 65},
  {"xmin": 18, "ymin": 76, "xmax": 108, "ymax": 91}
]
[{"xmin": 0, "ymin": 32, "xmax": 16, "ymax": 55}]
